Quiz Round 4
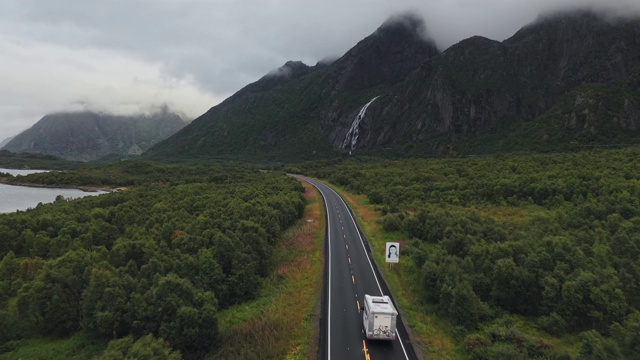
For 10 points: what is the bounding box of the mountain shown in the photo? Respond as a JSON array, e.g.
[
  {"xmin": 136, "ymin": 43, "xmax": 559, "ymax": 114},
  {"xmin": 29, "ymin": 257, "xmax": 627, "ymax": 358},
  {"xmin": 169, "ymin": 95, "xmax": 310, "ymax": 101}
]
[
  {"xmin": 146, "ymin": 13, "xmax": 439, "ymax": 161},
  {"xmin": 146, "ymin": 10, "xmax": 640, "ymax": 161},
  {"xmin": 0, "ymin": 136, "xmax": 13, "ymax": 148},
  {"xmin": 3, "ymin": 109, "xmax": 187, "ymax": 161},
  {"xmin": 365, "ymin": 10, "xmax": 640, "ymax": 153}
]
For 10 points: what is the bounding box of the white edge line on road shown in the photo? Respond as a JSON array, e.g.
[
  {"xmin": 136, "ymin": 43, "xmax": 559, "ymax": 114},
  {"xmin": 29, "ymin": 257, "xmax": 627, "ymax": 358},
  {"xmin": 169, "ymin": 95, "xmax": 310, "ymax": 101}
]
[
  {"xmin": 297, "ymin": 175, "xmax": 409, "ymax": 360},
  {"xmin": 302, "ymin": 177, "xmax": 332, "ymax": 360},
  {"xmin": 323, "ymin": 184, "xmax": 332, "ymax": 360},
  {"xmin": 330, "ymin": 185, "xmax": 411, "ymax": 360}
]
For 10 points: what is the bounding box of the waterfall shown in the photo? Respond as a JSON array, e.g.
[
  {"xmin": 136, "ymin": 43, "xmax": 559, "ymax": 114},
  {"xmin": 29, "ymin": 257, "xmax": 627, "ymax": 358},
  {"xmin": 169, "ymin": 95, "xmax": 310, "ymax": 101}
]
[{"xmin": 342, "ymin": 96, "xmax": 379, "ymax": 150}]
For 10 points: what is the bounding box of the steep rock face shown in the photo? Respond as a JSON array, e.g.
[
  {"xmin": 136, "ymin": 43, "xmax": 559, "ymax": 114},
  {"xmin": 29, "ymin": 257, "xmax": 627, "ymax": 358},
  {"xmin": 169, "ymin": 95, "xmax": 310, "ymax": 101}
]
[
  {"xmin": 322, "ymin": 13, "xmax": 439, "ymax": 97},
  {"xmin": 352, "ymin": 10, "xmax": 640, "ymax": 150},
  {"xmin": 504, "ymin": 11, "xmax": 640, "ymax": 117},
  {"xmin": 321, "ymin": 13, "xmax": 440, "ymax": 148},
  {"xmin": 369, "ymin": 35, "xmax": 518, "ymax": 145},
  {"xmin": 3, "ymin": 110, "xmax": 186, "ymax": 161}
]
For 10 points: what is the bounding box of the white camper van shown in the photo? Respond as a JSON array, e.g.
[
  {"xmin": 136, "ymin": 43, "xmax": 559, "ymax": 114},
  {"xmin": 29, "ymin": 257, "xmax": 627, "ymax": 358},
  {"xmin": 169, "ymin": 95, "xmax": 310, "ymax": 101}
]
[{"xmin": 362, "ymin": 294, "xmax": 398, "ymax": 340}]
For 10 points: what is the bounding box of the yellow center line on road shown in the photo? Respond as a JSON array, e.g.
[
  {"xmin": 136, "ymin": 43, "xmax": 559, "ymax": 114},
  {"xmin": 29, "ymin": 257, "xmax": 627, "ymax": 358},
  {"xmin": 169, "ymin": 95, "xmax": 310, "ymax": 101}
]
[
  {"xmin": 352, "ymin": 275, "xmax": 355, "ymax": 284},
  {"xmin": 363, "ymin": 340, "xmax": 371, "ymax": 360}
]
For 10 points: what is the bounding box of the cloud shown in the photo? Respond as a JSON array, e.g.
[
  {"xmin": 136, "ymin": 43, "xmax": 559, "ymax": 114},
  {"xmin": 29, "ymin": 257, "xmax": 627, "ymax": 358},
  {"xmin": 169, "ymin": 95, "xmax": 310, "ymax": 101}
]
[{"xmin": 0, "ymin": 33, "xmax": 221, "ymax": 137}]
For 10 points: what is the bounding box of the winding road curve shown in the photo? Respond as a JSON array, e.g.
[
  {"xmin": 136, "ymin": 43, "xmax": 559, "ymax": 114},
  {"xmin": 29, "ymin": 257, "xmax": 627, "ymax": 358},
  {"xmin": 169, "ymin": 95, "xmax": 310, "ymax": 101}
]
[{"xmin": 293, "ymin": 175, "xmax": 418, "ymax": 360}]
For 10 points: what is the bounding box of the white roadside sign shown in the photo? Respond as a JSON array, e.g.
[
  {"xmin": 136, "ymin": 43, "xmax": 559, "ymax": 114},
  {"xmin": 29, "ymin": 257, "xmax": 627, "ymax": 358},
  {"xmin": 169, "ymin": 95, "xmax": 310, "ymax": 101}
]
[{"xmin": 385, "ymin": 242, "xmax": 399, "ymax": 263}]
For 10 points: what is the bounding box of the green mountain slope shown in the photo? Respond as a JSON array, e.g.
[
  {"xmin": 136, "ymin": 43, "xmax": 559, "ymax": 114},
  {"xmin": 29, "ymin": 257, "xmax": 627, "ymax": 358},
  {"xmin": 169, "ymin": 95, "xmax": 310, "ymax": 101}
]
[{"xmin": 147, "ymin": 69, "xmax": 334, "ymax": 162}]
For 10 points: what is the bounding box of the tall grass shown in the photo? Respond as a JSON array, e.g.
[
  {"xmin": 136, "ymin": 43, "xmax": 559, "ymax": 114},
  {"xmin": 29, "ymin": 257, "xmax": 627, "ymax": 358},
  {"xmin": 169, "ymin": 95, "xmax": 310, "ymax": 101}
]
[
  {"xmin": 212, "ymin": 182, "xmax": 324, "ymax": 359},
  {"xmin": 0, "ymin": 332, "xmax": 106, "ymax": 360}
]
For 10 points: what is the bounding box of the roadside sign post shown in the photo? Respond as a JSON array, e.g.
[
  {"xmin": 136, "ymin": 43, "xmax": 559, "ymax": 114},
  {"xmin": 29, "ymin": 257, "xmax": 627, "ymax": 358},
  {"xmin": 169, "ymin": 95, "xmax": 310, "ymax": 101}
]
[{"xmin": 385, "ymin": 242, "xmax": 399, "ymax": 270}]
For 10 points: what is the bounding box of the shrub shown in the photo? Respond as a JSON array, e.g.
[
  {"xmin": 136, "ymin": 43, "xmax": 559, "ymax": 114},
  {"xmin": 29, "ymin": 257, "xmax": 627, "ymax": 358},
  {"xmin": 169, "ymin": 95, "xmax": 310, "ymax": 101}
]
[
  {"xmin": 464, "ymin": 334, "xmax": 492, "ymax": 351},
  {"xmin": 578, "ymin": 330, "xmax": 621, "ymax": 360},
  {"xmin": 381, "ymin": 213, "xmax": 402, "ymax": 232},
  {"xmin": 96, "ymin": 334, "xmax": 181, "ymax": 360},
  {"xmin": 538, "ymin": 312, "xmax": 568, "ymax": 336}
]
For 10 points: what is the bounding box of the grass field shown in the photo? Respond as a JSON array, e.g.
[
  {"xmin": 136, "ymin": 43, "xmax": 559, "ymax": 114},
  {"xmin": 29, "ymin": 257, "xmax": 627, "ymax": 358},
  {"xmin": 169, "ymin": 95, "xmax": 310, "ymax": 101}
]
[{"xmin": 0, "ymin": 332, "xmax": 106, "ymax": 360}]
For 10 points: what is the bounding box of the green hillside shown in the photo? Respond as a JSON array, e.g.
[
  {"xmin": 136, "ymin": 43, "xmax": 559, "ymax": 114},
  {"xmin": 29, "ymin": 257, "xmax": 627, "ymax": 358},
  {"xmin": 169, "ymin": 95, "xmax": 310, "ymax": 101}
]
[{"xmin": 147, "ymin": 69, "xmax": 339, "ymax": 162}]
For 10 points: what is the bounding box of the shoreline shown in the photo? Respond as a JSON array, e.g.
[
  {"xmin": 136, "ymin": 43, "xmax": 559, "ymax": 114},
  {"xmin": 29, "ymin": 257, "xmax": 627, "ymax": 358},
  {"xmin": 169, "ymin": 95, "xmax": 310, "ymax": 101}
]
[
  {"xmin": 0, "ymin": 182, "xmax": 117, "ymax": 214},
  {"xmin": 0, "ymin": 179, "xmax": 116, "ymax": 193}
]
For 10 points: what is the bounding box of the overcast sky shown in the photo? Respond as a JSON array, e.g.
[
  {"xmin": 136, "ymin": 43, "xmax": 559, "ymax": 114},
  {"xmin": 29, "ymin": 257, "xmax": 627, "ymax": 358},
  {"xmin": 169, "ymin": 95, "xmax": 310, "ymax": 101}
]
[{"xmin": 1, "ymin": 0, "xmax": 639, "ymax": 140}]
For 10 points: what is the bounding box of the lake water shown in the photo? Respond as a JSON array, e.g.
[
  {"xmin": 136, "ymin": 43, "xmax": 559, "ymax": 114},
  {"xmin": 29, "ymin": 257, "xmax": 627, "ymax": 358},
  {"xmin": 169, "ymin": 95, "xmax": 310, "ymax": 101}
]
[{"xmin": 0, "ymin": 168, "xmax": 108, "ymax": 213}]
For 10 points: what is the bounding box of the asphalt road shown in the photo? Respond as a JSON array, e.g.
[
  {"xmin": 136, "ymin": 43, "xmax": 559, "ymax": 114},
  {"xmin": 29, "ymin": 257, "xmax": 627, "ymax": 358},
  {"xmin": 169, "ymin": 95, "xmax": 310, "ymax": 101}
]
[{"xmin": 294, "ymin": 175, "xmax": 418, "ymax": 360}]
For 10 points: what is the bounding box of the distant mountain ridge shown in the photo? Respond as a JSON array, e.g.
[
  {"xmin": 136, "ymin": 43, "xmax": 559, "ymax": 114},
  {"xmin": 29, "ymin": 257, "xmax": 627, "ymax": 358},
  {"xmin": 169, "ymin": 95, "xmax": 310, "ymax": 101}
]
[
  {"xmin": 146, "ymin": 10, "xmax": 640, "ymax": 161},
  {"xmin": 3, "ymin": 109, "xmax": 187, "ymax": 161},
  {"xmin": 0, "ymin": 136, "xmax": 13, "ymax": 148}
]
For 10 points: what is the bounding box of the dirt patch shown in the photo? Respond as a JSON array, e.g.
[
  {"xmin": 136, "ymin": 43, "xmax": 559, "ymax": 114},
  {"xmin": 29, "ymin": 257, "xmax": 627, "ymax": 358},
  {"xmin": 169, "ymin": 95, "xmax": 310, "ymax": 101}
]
[{"xmin": 341, "ymin": 192, "xmax": 376, "ymax": 222}]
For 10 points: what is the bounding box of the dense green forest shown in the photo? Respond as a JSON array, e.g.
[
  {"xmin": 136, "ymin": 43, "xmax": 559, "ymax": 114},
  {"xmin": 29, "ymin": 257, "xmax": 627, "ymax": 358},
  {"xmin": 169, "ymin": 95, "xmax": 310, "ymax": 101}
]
[
  {"xmin": 4, "ymin": 148, "xmax": 640, "ymax": 359},
  {"xmin": 301, "ymin": 148, "xmax": 640, "ymax": 359},
  {"xmin": 0, "ymin": 150, "xmax": 86, "ymax": 171},
  {"xmin": 0, "ymin": 162, "xmax": 305, "ymax": 358}
]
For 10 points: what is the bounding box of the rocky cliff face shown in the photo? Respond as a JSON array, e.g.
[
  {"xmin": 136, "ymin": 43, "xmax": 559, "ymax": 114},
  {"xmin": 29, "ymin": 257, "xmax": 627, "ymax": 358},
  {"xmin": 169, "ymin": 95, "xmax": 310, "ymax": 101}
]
[
  {"xmin": 346, "ymin": 10, "xmax": 640, "ymax": 151},
  {"xmin": 3, "ymin": 109, "xmax": 186, "ymax": 161},
  {"xmin": 322, "ymin": 13, "xmax": 439, "ymax": 97},
  {"xmin": 369, "ymin": 35, "xmax": 519, "ymax": 141},
  {"xmin": 320, "ymin": 13, "xmax": 440, "ymax": 149},
  {"xmin": 147, "ymin": 10, "xmax": 640, "ymax": 161}
]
